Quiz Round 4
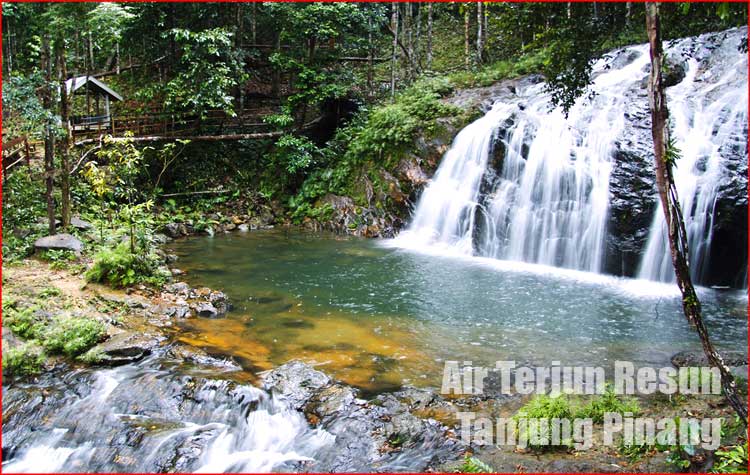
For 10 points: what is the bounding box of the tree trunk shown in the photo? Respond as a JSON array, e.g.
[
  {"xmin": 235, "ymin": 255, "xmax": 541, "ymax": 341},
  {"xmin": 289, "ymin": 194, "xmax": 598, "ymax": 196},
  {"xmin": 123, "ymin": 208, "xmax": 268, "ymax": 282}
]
[
  {"xmin": 42, "ymin": 34, "xmax": 56, "ymax": 236},
  {"xmin": 464, "ymin": 4, "xmax": 471, "ymax": 70},
  {"xmin": 57, "ymin": 41, "xmax": 72, "ymax": 231},
  {"xmin": 426, "ymin": 3, "xmax": 433, "ymax": 70},
  {"xmin": 415, "ymin": 3, "xmax": 422, "ymax": 71},
  {"xmin": 271, "ymin": 30, "xmax": 281, "ymax": 98},
  {"xmin": 402, "ymin": 3, "xmax": 413, "ymax": 80},
  {"xmin": 626, "ymin": 2, "xmax": 632, "ymax": 24},
  {"xmin": 645, "ymin": 1, "xmax": 747, "ymax": 426},
  {"xmin": 482, "ymin": 3, "xmax": 488, "ymax": 53},
  {"xmin": 251, "ymin": 3, "xmax": 257, "ymax": 44},
  {"xmin": 476, "ymin": 2, "xmax": 484, "ymax": 64},
  {"xmin": 391, "ymin": 2, "xmax": 398, "ymax": 99},
  {"xmin": 367, "ymin": 12, "xmax": 374, "ymax": 96}
]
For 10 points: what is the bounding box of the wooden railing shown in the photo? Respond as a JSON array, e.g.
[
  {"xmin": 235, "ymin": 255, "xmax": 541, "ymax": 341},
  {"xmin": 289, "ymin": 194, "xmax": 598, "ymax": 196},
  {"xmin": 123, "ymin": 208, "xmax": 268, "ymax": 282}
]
[
  {"xmin": 71, "ymin": 104, "xmax": 281, "ymax": 142},
  {"xmin": 2, "ymin": 135, "xmax": 32, "ymax": 182}
]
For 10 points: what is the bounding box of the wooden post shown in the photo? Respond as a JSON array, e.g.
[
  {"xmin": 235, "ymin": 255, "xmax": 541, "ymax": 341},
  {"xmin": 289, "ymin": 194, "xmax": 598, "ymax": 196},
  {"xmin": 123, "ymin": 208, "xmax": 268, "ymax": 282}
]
[
  {"xmin": 105, "ymin": 95, "xmax": 111, "ymax": 132},
  {"xmin": 24, "ymin": 137, "xmax": 30, "ymax": 166}
]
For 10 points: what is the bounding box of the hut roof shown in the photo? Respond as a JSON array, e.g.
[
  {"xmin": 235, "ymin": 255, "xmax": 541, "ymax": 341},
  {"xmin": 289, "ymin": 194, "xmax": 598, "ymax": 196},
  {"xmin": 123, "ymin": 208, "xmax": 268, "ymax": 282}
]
[{"xmin": 65, "ymin": 76, "xmax": 123, "ymax": 102}]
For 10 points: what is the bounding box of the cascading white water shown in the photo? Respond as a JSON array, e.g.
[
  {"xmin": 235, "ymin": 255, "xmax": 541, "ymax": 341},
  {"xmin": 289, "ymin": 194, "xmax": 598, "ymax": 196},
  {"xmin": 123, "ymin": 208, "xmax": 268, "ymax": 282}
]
[
  {"xmin": 398, "ymin": 102, "xmax": 518, "ymax": 255},
  {"xmin": 396, "ymin": 45, "xmax": 651, "ymax": 273},
  {"xmin": 395, "ymin": 28, "xmax": 747, "ymax": 284},
  {"xmin": 638, "ymin": 31, "xmax": 749, "ymax": 284}
]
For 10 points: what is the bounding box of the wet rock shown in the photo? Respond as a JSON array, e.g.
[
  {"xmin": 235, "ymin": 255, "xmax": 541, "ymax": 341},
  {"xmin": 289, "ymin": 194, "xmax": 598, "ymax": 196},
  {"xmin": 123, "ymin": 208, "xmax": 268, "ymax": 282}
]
[
  {"xmin": 208, "ymin": 291, "xmax": 231, "ymax": 315},
  {"xmin": 305, "ymin": 384, "xmax": 356, "ymax": 421},
  {"xmin": 91, "ymin": 332, "xmax": 163, "ymax": 366},
  {"xmin": 262, "ymin": 361, "xmax": 462, "ymax": 472},
  {"xmin": 34, "ymin": 233, "xmax": 83, "ymax": 253},
  {"xmin": 663, "ymin": 53, "xmax": 688, "ymax": 87},
  {"xmin": 148, "ymin": 302, "xmax": 191, "ymax": 319},
  {"xmin": 166, "ymin": 344, "xmax": 243, "ymax": 371},
  {"xmin": 193, "ymin": 302, "xmax": 219, "ymax": 318},
  {"xmin": 237, "ymin": 224, "xmax": 249, "ymax": 232},
  {"xmin": 152, "ymin": 233, "xmax": 170, "ymax": 244},
  {"xmin": 164, "ymin": 282, "xmax": 190, "ymax": 297},
  {"xmin": 671, "ymin": 350, "xmax": 748, "ymax": 368},
  {"xmin": 163, "ymin": 223, "xmax": 188, "ymax": 239},
  {"xmin": 165, "ymin": 254, "xmax": 178, "ymax": 264},
  {"xmin": 262, "ymin": 361, "xmax": 331, "ymax": 410},
  {"xmin": 224, "ymin": 223, "xmax": 236, "ymax": 232}
]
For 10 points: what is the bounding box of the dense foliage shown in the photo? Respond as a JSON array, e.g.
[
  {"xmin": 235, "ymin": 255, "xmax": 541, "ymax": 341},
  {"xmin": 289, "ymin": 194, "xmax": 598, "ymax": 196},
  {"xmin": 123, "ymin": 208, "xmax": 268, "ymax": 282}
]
[{"xmin": 2, "ymin": 1, "xmax": 746, "ymax": 265}]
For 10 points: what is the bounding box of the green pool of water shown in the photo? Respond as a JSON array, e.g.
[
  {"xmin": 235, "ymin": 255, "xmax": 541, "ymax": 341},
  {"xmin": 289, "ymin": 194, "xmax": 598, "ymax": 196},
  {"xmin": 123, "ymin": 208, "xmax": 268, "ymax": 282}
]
[{"xmin": 168, "ymin": 229, "xmax": 747, "ymax": 394}]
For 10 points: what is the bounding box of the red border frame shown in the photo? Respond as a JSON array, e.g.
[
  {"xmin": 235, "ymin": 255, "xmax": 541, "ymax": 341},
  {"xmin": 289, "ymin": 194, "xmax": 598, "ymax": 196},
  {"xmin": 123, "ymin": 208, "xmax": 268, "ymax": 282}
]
[{"xmin": 0, "ymin": 2, "xmax": 747, "ymax": 474}]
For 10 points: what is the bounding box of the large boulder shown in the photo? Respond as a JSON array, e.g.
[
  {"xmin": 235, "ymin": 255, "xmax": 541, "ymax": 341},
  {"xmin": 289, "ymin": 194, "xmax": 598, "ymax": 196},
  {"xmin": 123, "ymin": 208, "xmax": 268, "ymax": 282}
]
[{"xmin": 34, "ymin": 234, "xmax": 83, "ymax": 253}]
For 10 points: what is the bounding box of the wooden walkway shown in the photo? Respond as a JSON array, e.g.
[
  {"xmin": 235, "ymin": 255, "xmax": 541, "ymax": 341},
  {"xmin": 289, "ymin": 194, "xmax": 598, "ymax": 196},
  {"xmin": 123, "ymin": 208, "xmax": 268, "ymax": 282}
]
[{"xmin": 72, "ymin": 103, "xmax": 283, "ymax": 145}]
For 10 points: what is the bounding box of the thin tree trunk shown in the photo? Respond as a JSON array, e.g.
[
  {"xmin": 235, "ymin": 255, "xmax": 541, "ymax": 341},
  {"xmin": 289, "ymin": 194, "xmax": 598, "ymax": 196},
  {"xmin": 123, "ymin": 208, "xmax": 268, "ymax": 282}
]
[
  {"xmin": 645, "ymin": 1, "xmax": 747, "ymax": 425},
  {"xmin": 626, "ymin": 2, "xmax": 632, "ymax": 25},
  {"xmin": 403, "ymin": 3, "xmax": 413, "ymax": 80},
  {"xmin": 415, "ymin": 3, "xmax": 422, "ymax": 71},
  {"xmin": 482, "ymin": 3, "xmax": 488, "ymax": 53},
  {"xmin": 251, "ymin": 3, "xmax": 257, "ymax": 44},
  {"xmin": 464, "ymin": 4, "xmax": 471, "ymax": 70},
  {"xmin": 42, "ymin": 34, "xmax": 56, "ymax": 236},
  {"xmin": 235, "ymin": 3, "xmax": 245, "ymax": 111},
  {"xmin": 476, "ymin": 2, "xmax": 484, "ymax": 64},
  {"xmin": 271, "ymin": 31, "xmax": 281, "ymax": 98},
  {"xmin": 391, "ymin": 2, "xmax": 398, "ymax": 99},
  {"xmin": 426, "ymin": 3, "xmax": 433, "ymax": 70},
  {"xmin": 367, "ymin": 12, "xmax": 374, "ymax": 96},
  {"xmin": 57, "ymin": 41, "xmax": 71, "ymax": 231}
]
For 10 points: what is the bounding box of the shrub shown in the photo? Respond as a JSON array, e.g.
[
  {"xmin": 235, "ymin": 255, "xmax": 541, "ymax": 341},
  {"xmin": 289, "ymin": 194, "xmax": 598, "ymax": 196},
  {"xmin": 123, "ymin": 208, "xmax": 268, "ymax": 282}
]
[
  {"xmin": 2, "ymin": 343, "xmax": 45, "ymax": 377},
  {"xmin": 86, "ymin": 243, "xmax": 165, "ymax": 288},
  {"xmin": 457, "ymin": 456, "xmax": 494, "ymax": 473},
  {"xmin": 513, "ymin": 394, "xmax": 575, "ymax": 449},
  {"xmin": 42, "ymin": 316, "xmax": 106, "ymax": 357},
  {"xmin": 575, "ymin": 384, "xmax": 640, "ymax": 422},
  {"xmin": 712, "ymin": 443, "xmax": 748, "ymax": 473},
  {"xmin": 4, "ymin": 305, "xmax": 43, "ymax": 340}
]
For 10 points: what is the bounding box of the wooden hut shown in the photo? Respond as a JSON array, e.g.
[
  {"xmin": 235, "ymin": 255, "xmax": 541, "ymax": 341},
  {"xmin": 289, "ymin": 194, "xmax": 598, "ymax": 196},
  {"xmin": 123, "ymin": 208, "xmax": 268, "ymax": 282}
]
[{"xmin": 64, "ymin": 76, "xmax": 123, "ymax": 136}]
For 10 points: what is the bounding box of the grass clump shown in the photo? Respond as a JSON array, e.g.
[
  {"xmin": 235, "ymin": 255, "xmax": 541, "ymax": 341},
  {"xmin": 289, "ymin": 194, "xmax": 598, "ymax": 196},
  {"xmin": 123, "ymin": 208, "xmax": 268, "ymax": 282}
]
[
  {"xmin": 42, "ymin": 316, "xmax": 106, "ymax": 357},
  {"xmin": 4, "ymin": 305, "xmax": 44, "ymax": 340},
  {"xmin": 513, "ymin": 393, "xmax": 576, "ymax": 449},
  {"xmin": 575, "ymin": 384, "xmax": 640, "ymax": 422},
  {"xmin": 86, "ymin": 243, "xmax": 166, "ymax": 288},
  {"xmin": 2, "ymin": 343, "xmax": 46, "ymax": 377}
]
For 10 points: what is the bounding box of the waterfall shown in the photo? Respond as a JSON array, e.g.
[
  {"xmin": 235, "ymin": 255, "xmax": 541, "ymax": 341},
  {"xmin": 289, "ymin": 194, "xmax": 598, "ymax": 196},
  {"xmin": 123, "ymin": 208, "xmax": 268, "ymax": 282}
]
[
  {"xmin": 395, "ymin": 27, "xmax": 747, "ymax": 285},
  {"xmin": 396, "ymin": 46, "xmax": 651, "ymax": 273},
  {"xmin": 637, "ymin": 32, "xmax": 749, "ymax": 285}
]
